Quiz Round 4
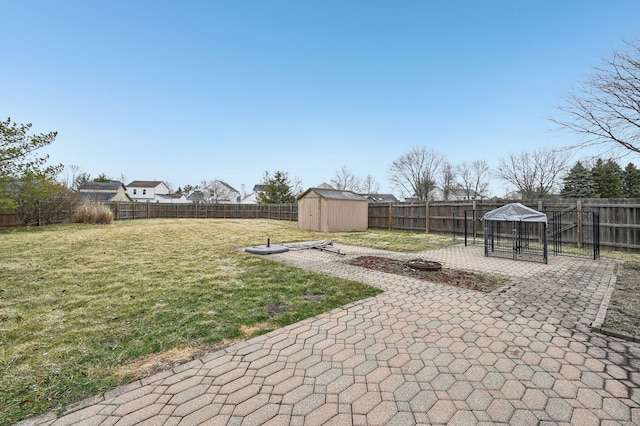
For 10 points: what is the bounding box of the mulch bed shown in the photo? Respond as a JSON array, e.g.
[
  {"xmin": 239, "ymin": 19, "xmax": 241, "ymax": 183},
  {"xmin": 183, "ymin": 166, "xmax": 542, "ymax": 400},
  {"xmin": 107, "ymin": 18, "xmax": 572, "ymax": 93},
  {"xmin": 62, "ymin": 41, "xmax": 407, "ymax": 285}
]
[{"xmin": 347, "ymin": 256, "xmax": 507, "ymax": 293}]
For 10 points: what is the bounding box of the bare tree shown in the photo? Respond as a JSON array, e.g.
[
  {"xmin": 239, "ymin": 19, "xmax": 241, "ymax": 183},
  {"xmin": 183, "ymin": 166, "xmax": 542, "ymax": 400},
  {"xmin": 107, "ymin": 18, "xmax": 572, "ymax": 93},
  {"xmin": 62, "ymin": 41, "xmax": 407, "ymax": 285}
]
[
  {"xmin": 440, "ymin": 162, "xmax": 457, "ymax": 201},
  {"xmin": 330, "ymin": 166, "xmax": 362, "ymax": 191},
  {"xmin": 61, "ymin": 164, "xmax": 81, "ymax": 189},
  {"xmin": 361, "ymin": 174, "xmax": 380, "ymax": 194},
  {"xmin": 553, "ymin": 39, "xmax": 640, "ymax": 156},
  {"xmin": 200, "ymin": 179, "xmax": 233, "ymax": 203},
  {"xmin": 389, "ymin": 147, "xmax": 444, "ymax": 201},
  {"xmin": 456, "ymin": 160, "xmax": 490, "ymax": 200},
  {"xmin": 290, "ymin": 176, "xmax": 304, "ymax": 196},
  {"xmin": 495, "ymin": 148, "xmax": 571, "ymax": 199}
]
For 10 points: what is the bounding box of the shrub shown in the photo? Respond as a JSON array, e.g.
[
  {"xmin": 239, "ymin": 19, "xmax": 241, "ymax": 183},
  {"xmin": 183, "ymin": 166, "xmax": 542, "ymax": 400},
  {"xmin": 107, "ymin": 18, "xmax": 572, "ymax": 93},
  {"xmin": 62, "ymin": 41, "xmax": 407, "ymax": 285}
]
[{"xmin": 72, "ymin": 203, "xmax": 113, "ymax": 224}]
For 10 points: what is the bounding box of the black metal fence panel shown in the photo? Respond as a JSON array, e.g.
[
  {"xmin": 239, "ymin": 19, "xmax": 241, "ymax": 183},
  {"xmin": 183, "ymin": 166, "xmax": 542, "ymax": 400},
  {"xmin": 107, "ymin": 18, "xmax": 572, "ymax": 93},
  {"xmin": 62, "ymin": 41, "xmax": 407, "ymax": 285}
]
[
  {"xmin": 465, "ymin": 209, "xmax": 600, "ymax": 261},
  {"xmin": 483, "ymin": 220, "xmax": 548, "ymax": 264}
]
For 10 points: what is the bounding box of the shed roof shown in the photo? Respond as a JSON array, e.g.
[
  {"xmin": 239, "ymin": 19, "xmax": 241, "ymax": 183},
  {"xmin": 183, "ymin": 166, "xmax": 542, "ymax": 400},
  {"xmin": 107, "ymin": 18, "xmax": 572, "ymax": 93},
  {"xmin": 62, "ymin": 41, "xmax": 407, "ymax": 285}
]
[
  {"xmin": 482, "ymin": 203, "xmax": 547, "ymax": 224},
  {"xmin": 298, "ymin": 187, "xmax": 367, "ymax": 201}
]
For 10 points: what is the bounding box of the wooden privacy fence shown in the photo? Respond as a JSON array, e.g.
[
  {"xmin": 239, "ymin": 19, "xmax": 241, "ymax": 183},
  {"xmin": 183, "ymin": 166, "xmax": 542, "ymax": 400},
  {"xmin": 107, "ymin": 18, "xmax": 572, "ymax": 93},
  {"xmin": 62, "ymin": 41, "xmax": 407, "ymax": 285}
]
[
  {"xmin": 0, "ymin": 212, "xmax": 19, "ymax": 228},
  {"xmin": 105, "ymin": 202, "xmax": 298, "ymax": 222},
  {"xmin": 368, "ymin": 198, "xmax": 640, "ymax": 252},
  {"xmin": 2, "ymin": 198, "xmax": 639, "ymax": 252}
]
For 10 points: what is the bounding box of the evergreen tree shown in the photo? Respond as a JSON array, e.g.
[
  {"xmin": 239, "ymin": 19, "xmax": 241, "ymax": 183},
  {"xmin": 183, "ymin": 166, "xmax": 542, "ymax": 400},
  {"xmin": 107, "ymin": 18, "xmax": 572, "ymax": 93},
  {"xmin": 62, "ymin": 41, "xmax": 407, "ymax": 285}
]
[
  {"xmin": 94, "ymin": 173, "xmax": 111, "ymax": 182},
  {"xmin": 623, "ymin": 162, "xmax": 640, "ymax": 198},
  {"xmin": 1, "ymin": 117, "xmax": 62, "ymax": 212},
  {"xmin": 257, "ymin": 170, "xmax": 296, "ymax": 204},
  {"xmin": 592, "ymin": 158, "xmax": 623, "ymax": 198},
  {"xmin": 561, "ymin": 161, "xmax": 598, "ymax": 198}
]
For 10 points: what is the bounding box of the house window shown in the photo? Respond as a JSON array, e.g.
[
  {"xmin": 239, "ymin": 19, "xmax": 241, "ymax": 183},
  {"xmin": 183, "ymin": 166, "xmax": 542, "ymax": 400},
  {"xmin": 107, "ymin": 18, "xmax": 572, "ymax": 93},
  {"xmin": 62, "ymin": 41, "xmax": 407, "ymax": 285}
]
[
  {"xmin": 133, "ymin": 189, "xmax": 137, "ymax": 195},
  {"xmin": 143, "ymin": 189, "xmax": 146, "ymax": 195}
]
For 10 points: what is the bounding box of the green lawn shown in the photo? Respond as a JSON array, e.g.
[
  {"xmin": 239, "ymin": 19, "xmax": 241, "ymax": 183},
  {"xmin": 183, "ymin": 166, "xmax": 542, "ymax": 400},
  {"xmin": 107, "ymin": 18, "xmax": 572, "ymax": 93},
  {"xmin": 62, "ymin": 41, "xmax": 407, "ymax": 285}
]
[{"xmin": 0, "ymin": 219, "xmax": 455, "ymax": 425}]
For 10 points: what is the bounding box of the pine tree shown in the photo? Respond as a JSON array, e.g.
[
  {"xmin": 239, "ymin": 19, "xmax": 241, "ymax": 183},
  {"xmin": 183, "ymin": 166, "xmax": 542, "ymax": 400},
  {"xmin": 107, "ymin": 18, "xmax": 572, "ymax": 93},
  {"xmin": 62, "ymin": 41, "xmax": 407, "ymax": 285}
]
[
  {"xmin": 592, "ymin": 158, "xmax": 623, "ymax": 198},
  {"xmin": 561, "ymin": 161, "xmax": 598, "ymax": 198},
  {"xmin": 623, "ymin": 162, "xmax": 640, "ymax": 198},
  {"xmin": 1, "ymin": 117, "xmax": 62, "ymax": 212},
  {"xmin": 257, "ymin": 171, "xmax": 296, "ymax": 204}
]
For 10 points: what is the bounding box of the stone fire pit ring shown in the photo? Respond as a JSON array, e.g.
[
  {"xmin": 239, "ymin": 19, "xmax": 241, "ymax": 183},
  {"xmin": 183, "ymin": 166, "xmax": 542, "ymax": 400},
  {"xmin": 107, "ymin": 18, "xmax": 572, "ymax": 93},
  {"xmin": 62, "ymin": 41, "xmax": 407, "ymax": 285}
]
[{"xmin": 404, "ymin": 258, "xmax": 442, "ymax": 271}]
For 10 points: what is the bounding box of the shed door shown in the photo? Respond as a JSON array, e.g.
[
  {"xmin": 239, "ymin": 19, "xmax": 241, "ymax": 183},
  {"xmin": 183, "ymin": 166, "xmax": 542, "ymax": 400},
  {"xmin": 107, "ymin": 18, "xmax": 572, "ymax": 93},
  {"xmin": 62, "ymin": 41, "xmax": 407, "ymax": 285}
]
[{"xmin": 306, "ymin": 196, "xmax": 322, "ymax": 231}]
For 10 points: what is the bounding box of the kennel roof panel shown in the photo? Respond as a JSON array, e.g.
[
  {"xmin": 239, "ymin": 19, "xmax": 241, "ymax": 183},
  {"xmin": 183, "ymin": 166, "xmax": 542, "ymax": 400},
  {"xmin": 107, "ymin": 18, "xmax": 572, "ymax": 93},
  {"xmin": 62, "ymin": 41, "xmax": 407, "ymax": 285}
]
[{"xmin": 482, "ymin": 203, "xmax": 548, "ymax": 224}]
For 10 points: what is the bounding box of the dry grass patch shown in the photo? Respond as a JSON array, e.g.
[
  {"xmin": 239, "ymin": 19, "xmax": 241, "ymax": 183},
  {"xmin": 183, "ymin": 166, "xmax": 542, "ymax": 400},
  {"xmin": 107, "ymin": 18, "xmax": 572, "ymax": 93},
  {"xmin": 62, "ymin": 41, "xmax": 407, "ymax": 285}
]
[
  {"xmin": 71, "ymin": 203, "xmax": 113, "ymax": 224},
  {"xmin": 114, "ymin": 345, "xmax": 209, "ymax": 380}
]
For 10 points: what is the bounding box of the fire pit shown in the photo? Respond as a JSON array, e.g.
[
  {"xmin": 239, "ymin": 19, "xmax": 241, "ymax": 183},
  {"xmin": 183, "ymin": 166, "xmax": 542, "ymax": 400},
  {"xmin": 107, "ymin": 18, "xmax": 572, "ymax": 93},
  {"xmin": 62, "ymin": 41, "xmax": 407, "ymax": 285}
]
[{"xmin": 404, "ymin": 258, "xmax": 442, "ymax": 271}]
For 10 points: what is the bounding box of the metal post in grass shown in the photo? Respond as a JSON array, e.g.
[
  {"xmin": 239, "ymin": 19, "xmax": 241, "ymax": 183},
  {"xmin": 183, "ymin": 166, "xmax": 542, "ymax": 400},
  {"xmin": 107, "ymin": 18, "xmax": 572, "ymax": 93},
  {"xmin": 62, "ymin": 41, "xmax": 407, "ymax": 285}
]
[
  {"xmin": 464, "ymin": 210, "xmax": 469, "ymax": 246},
  {"xmin": 484, "ymin": 224, "xmax": 489, "ymax": 257},
  {"xmin": 425, "ymin": 201, "xmax": 430, "ymax": 234},
  {"xmin": 512, "ymin": 223, "xmax": 517, "ymax": 261},
  {"xmin": 472, "ymin": 200, "xmax": 477, "ymax": 243},
  {"xmin": 544, "ymin": 224, "xmax": 548, "ymax": 264}
]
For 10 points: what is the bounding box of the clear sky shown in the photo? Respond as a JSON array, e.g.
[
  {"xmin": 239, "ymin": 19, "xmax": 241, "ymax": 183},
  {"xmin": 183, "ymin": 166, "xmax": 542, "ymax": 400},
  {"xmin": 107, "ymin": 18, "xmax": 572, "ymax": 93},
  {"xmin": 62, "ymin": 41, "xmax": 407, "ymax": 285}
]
[{"xmin": 3, "ymin": 1, "xmax": 640, "ymax": 198}]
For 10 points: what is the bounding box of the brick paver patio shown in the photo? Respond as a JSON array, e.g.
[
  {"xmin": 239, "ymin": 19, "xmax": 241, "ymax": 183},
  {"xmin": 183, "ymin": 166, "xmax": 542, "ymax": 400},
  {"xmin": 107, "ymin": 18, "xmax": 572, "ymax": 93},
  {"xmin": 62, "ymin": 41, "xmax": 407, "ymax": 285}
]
[{"xmin": 18, "ymin": 244, "xmax": 640, "ymax": 425}]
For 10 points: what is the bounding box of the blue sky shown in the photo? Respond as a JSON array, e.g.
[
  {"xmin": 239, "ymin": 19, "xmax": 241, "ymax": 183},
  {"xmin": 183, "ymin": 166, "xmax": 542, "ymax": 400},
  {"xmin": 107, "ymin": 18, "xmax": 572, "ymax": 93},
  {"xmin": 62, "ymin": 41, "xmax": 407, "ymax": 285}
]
[{"xmin": 3, "ymin": 1, "xmax": 640, "ymax": 197}]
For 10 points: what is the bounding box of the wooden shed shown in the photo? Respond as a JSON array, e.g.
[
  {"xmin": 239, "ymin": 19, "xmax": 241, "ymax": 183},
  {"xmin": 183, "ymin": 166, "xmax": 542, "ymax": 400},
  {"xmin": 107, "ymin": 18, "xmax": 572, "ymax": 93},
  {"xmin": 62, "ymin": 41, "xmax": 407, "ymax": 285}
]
[{"xmin": 297, "ymin": 188, "xmax": 368, "ymax": 232}]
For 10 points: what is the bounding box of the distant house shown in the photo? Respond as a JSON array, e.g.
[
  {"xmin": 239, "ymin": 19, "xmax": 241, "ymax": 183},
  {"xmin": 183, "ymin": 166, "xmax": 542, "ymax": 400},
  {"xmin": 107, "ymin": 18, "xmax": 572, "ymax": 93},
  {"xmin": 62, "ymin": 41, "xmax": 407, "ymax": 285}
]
[
  {"xmin": 240, "ymin": 184, "xmax": 266, "ymax": 204},
  {"xmin": 77, "ymin": 181, "xmax": 131, "ymax": 202},
  {"xmin": 362, "ymin": 193, "xmax": 399, "ymax": 203},
  {"xmin": 126, "ymin": 181, "xmax": 170, "ymax": 202},
  {"xmin": 434, "ymin": 188, "xmax": 486, "ymax": 201},
  {"xmin": 214, "ymin": 181, "xmax": 241, "ymax": 203},
  {"xmin": 156, "ymin": 193, "xmax": 187, "ymax": 203},
  {"xmin": 186, "ymin": 181, "xmax": 241, "ymax": 204},
  {"xmin": 187, "ymin": 190, "xmax": 205, "ymax": 203}
]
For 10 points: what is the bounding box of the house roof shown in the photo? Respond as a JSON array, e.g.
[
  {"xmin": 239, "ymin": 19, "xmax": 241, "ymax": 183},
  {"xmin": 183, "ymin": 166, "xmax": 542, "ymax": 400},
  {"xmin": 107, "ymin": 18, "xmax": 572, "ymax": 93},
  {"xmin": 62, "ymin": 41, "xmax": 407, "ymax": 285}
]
[
  {"xmin": 252, "ymin": 184, "xmax": 267, "ymax": 193},
  {"xmin": 187, "ymin": 191, "xmax": 205, "ymax": 201},
  {"xmin": 78, "ymin": 181, "xmax": 124, "ymax": 191},
  {"xmin": 363, "ymin": 193, "xmax": 399, "ymax": 203},
  {"xmin": 79, "ymin": 191, "xmax": 121, "ymax": 202},
  {"xmin": 127, "ymin": 180, "xmax": 165, "ymax": 188},
  {"xmin": 298, "ymin": 187, "xmax": 367, "ymax": 201},
  {"xmin": 316, "ymin": 182, "xmax": 335, "ymax": 189},
  {"xmin": 158, "ymin": 193, "xmax": 185, "ymax": 200},
  {"xmin": 216, "ymin": 180, "xmax": 239, "ymax": 193}
]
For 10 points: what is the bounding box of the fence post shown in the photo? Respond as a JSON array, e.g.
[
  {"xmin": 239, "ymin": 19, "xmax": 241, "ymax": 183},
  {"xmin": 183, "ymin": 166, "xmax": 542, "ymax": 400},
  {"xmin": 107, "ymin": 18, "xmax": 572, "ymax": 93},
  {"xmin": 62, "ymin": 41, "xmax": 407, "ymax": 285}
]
[{"xmin": 388, "ymin": 204, "xmax": 393, "ymax": 231}]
